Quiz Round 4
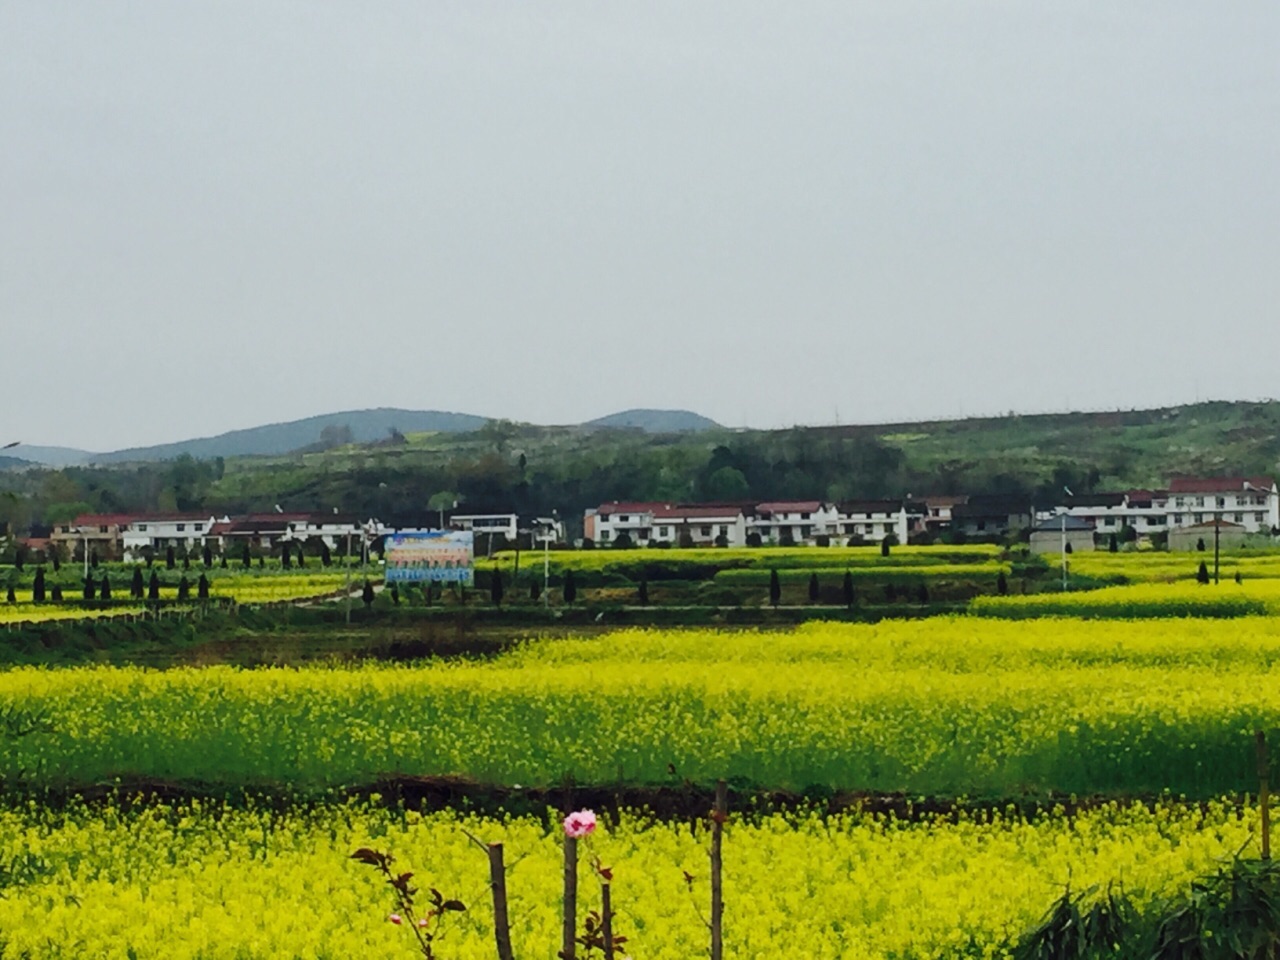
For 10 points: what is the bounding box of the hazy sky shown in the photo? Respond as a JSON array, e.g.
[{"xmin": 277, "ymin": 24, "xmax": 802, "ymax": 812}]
[{"xmin": 3, "ymin": 1, "xmax": 1277, "ymax": 450}]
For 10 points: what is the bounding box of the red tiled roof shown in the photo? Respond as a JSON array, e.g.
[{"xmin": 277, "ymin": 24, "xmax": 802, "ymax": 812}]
[
  {"xmin": 1168, "ymin": 476, "xmax": 1275, "ymax": 494},
  {"xmin": 71, "ymin": 514, "xmax": 138, "ymax": 528},
  {"xmin": 755, "ymin": 501, "xmax": 825, "ymax": 514},
  {"xmin": 596, "ymin": 502, "xmax": 668, "ymax": 517},
  {"xmin": 652, "ymin": 504, "xmax": 743, "ymax": 520}
]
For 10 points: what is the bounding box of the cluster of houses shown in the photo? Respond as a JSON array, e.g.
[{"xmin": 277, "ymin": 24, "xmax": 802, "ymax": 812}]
[
  {"xmin": 19, "ymin": 475, "xmax": 1277, "ymax": 562},
  {"xmin": 42, "ymin": 511, "xmax": 565, "ymax": 561},
  {"xmin": 583, "ymin": 475, "xmax": 1280, "ymax": 554}
]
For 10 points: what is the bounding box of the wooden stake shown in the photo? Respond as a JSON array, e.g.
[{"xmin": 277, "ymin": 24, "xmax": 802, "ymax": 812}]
[
  {"xmin": 710, "ymin": 778, "xmax": 727, "ymax": 960},
  {"xmin": 1258, "ymin": 730, "xmax": 1271, "ymax": 861},
  {"xmin": 562, "ymin": 836, "xmax": 578, "ymax": 960},
  {"xmin": 488, "ymin": 842, "xmax": 515, "ymax": 960},
  {"xmin": 601, "ymin": 881, "xmax": 615, "ymax": 960}
]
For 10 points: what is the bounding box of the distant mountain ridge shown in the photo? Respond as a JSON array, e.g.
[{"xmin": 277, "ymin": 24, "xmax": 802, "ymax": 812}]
[
  {"xmin": 585, "ymin": 409, "xmax": 721, "ymax": 432},
  {"xmin": 93, "ymin": 409, "xmax": 491, "ymax": 464},
  {"xmin": 6, "ymin": 407, "xmax": 722, "ymax": 467}
]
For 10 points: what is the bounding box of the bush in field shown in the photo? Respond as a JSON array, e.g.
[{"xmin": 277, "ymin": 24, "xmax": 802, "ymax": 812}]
[
  {"xmin": 1197, "ymin": 561, "xmax": 1210, "ymax": 584},
  {"xmin": 998, "ymin": 571, "xmax": 1009, "ymax": 595},
  {"xmin": 843, "ymin": 571, "xmax": 854, "ymax": 609},
  {"xmin": 166, "ymin": 546, "xmax": 175, "ymax": 570},
  {"xmin": 746, "ymin": 532, "xmax": 763, "ymax": 548},
  {"xmin": 197, "ymin": 574, "xmax": 210, "ymax": 601},
  {"xmin": 881, "ymin": 537, "xmax": 892, "ymax": 557},
  {"xmin": 769, "ymin": 569, "xmax": 781, "ymax": 608},
  {"xmin": 100, "ymin": 574, "xmax": 111, "ymax": 600},
  {"xmin": 362, "ymin": 580, "xmax": 374, "ymax": 609},
  {"xmin": 131, "ymin": 566, "xmax": 144, "ymax": 600},
  {"xmin": 490, "ymin": 570, "xmax": 503, "ymax": 607},
  {"xmin": 638, "ymin": 577, "xmax": 649, "ymax": 606},
  {"xmin": 177, "ymin": 576, "xmax": 190, "ymax": 601},
  {"xmin": 563, "ymin": 570, "xmax": 577, "ymax": 604},
  {"xmin": 613, "ymin": 532, "xmax": 634, "ymax": 550},
  {"xmin": 32, "ymin": 568, "xmax": 45, "ymax": 603},
  {"xmin": 808, "ymin": 572, "xmax": 819, "ymax": 604},
  {"xmin": 148, "ymin": 571, "xmax": 161, "ymax": 602}
]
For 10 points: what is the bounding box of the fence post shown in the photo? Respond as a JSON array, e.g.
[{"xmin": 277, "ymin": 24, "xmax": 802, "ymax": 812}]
[
  {"xmin": 487, "ymin": 842, "xmax": 515, "ymax": 960},
  {"xmin": 1258, "ymin": 730, "xmax": 1271, "ymax": 861},
  {"xmin": 562, "ymin": 835, "xmax": 579, "ymax": 960},
  {"xmin": 601, "ymin": 880, "xmax": 615, "ymax": 960},
  {"xmin": 710, "ymin": 778, "xmax": 727, "ymax": 960}
]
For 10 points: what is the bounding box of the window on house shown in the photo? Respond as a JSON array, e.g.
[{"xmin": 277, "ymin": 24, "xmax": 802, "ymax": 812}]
[
  {"xmin": 1217, "ymin": 497, "xmax": 1227, "ymax": 508},
  {"xmin": 800, "ymin": 525, "xmax": 811, "ymax": 537},
  {"xmin": 701, "ymin": 525, "xmax": 712, "ymax": 536},
  {"xmin": 618, "ymin": 515, "xmax": 629, "ymax": 522},
  {"xmin": 719, "ymin": 526, "xmax": 728, "ymax": 536},
  {"xmin": 600, "ymin": 530, "xmax": 610, "ymax": 540},
  {"xmin": 1258, "ymin": 513, "xmax": 1267, "ymax": 524},
  {"xmin": 137, "ymin": 524, "xmax": 147, "ymax": 532},
  {"xmin": 977, "ymin": 521, "xmax": 987, "ymax": 531},
  {"xmin": 1234, "ymin": 513, "xmax": 1244, "ymax": 523},
  {"xmin": 638, "ymin": 529, "xmax": 649, "ymax": 540},
  {"xmin": 194, "ymin": 523, "xmax": 203, "ymax": 531},
  {"xmin": 658, "ymin": 526, "xmax": 669, "ymax": 537},
  {"xmin": 177, "ymin": 524, "xmax": 186, "ymax": 532},
  {"xmin": 800, "ymin": 512, "xmax": 810, "ymax": 520},
  {"xmin": 1194, "ymin": 513, "xmax": 1204, "ymax": 523}
]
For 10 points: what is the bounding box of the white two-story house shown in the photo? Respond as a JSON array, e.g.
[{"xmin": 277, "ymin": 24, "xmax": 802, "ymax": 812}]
[
  {"xmin": 1165, "ymin": 477, "xmax": 1279, "ymax": 533},
  {"xmin": 748, "ymin": 501, "xmax": 840, "ymax": 545},
  {"xmin": 123, "ymin": 514, "xmax": 228, "ymax": 558},
  {"xmin": 836, "ymin": 500, "xmax": 910, "ymax": 544}
]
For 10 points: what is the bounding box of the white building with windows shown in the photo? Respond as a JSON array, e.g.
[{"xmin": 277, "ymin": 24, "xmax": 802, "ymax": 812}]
[
  {"xmin": 282, "ymin": 515, "xmax": 373, "ymax": 550},
  {"xmin": 650, "ymin": 504, "xmax": 747, "ymax": 547},
  {"xmin": 122, "ymin": 514, "xmax": 227, "ymax": 557},
  {"xmin": 748, "ymin": 501, "xmax": 840, "ymax": 545},
  {"xmin": 1164, "ymin": 477, "xmax": 1278, "ymax": 534},
  {"xmin": 835, "ymin": 500, "xmax": 910, "ymax": 544}
]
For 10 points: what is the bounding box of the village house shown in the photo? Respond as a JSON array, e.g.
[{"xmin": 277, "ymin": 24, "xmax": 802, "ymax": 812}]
[
  {"xmin": 1168, "ymin": 519, "xmax": 1249, "ymax": 552},
  {"xmin": 122, "ymin": 513, "xmax": 228, "ymax": 558},
  {"xmin": 836, "ymin": 500, "xmax": 910, "ymax": 544},
  {"xmin": 1029, "ymin": 514, "xmax": 1096, "ymax": 555},
  {"xmin": 748, "ymin": 501, "xmax": 840, "ymax": 545},
  {"xmin": 50, "ymin": 514, "xmax": 136, "ymax": 561},
  {"xmin": 1165, "ymin": 476, "xmax": 1278, "ymax": 534},
  {"xmin": 650, "ymin": 503, "xmax": 748, "ymax": 547}
]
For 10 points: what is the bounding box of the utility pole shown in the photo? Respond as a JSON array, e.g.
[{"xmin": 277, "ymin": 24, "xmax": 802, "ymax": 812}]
[
  {"xmin": 1214, "ymin": 506, "xmax": 1221, "ymax": 585},
  {"xmin": 344, "ymin": 529, "xmax": 353, "ymax": 624},
  {"xmin": 1060, "ymin": 486, "xmax": 1072, "ymax": 592}
]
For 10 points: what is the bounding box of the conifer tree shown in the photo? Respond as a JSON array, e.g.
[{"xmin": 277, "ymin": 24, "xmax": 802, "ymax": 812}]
[
  {"xmin": 242, "ymin": 543, "xmax": 251, "ymax": 568},
  {"xmin": 100, "ymin": 574, "xmax": 111, "ymax": 600},
  {"xmin": 563, "ymin": 569, "xmax": 577, "ymax": 605},
  {"xmin": 361, "ymin": 580, "xmax": 375, "ymax": 609},
  {"xmin": 638, "ymin": 577, "xmax": 649, "ymax": 606},
  {"xmin": 83, "ymin": 576, "xmax": 95, "ymax": 601},
  {"xmin": 808, "ymin": 572, "xmax": 820, "ymax": 604},
  {"xmin": 131, "ymin": 566, "xmax": 145, "ymax": 600},
  {"xmin": 198, "ymin": 573, "xmax": 210, "ymax": 600},
  {"xmin": 177, "ymin": 575, "xmax": 190, "ymax": 601},
  {"xmin": 148, "ymin": 571, "xmax": 161, "ymax": 602},
  {"xmin": 1197, "ymin": 560, "xmax": 1210, "ymax": 584},
  {"xmin": 490, "ymin": 570, "xmax": 503, "ymax": 607},
  {"xmin": 203, "ymin": 544, "xmax": 213, "ymax": 568},
  {"xmin": 33, "ymin": 568, "xmax": 46, "ymax": 604},
  {"xmin": 842, "ymin": 571, "xmax": 854, "ymax": 610},
  {"xmin": 51, "ymin": 584, "xmax": 63, "ymax": 603},
  {"xmin": 769, "ymin": 569, "xmax": 781, "ymax": 608},
  {"xmin": 166, "ymin": 545, "xmax": 175, "ymax": 569}
]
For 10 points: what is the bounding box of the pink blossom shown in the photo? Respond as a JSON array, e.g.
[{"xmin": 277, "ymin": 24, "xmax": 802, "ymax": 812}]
[
  {"xmin": 563, "ymin": 809, "xmax": 598, "ymax": 839},
  {"xmin": 388, "ymin": 913, "xmax": 403, "ymax": 925},
  {"xmin": 417, "ymin": 918, "xmax": 430, "ymax": 928}
]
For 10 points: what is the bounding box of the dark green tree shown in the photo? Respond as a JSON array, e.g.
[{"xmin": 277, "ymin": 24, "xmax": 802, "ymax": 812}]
[
  {"xmin": 296, "ymin": 545, "xmax": 306, "ymax": 568},
  {"xmin": 842, "ymin": 571, "xmax": 854, "ymax": 610},
  {"xmin": 82, "ymin": 576, "xmax": 95, "ymax": 601},
  {"xmin": 220, "ymin": 554, "xmax": 228, "ymax": 569},
  {"xmin": 52, "ymin": 550, "xmax": 61, "ymax": 572},
  {"xmin": 177, "ymin": 575, "xmax": 190, "ymax": 601},
  {"xmin": 5, "ymin": 584, "xmax": 14, "ymax": 604},
  {"xmin": 100, "ymin": 574, "xmax": 111, "ymax": 600},
  {"xmin": 1108, "ymin": 533, "xmax": 1118, "ymax": 553},
  {"xmin": 490, "ymin": 570, "xmax": 503, "ymax": 607},
  {"xmin": 529, "ymin": 579, "xmax": 540, "ymax": 602},
  {"xmin": 242, "ymin": 543, "xmax": 251, "ymax": 568},
  {"xmin": 880, "ymin": 537, "xmax": 891, "ymax": 558},
  {"xmin": 808, "ymin": 572, "xmax": 819, "ymax": 604},
  {"xmin": 182, "ymin": 551, "xmax": 191, "ymax": 571},
  {"xmin": 197, "ymin": 573, "xmax": 210, "ymax": 600},
  {"xmin": 997, "ymin": 571, "xmax": 1009, "ymax": 595},
  {"xmin": 769, "ymin": 569, "xmax": 781, "ymax": 608},
  {"xmin": 362, "ymin": 579, "xmax": 375, "ymax": 609},
  {"xmin": 90, "ymin": 549, "xmax": 99, "ymax": 568},
  {"xmin": 14, "ymin": 546, "xmax": 25, "ymax": 572},
  {"xmin": 1197, "ymin": 561, "xmax": 1210, "ymax": 584},
  {"xmin": 563, "ymin": 570, "xmax": 577, "ymax": 604},
  {"xmin": 148, "ymin": 571, "xmax": 161, "ymax": 602},
  {"xmin": 321, "ymin": 542, "xmax": 332, "ymax": 567},
  {"xmin": 258, "ymin": 556, "xmax": 264, "ymax": 568},
  {"xmin": 51, "ymin": 583, "xmax": 63, "ymax": 602},
  {"xmin": 32, "ymin": 568, "xmax": 46, "ymax": 603},
  {"xmin": 131, "ymin": 566, "xmax": 145, "ymax": 600},
  {"xmin": 390, "ymin": 582, "xmax": 400, "ymax": 605},
  {"xmin": 1197, "ymin": 537, "xmax": 1206, "ymax": 552},
  {"xmin": 638, "ymin": 577, "xmax": 649, "ymax": 606},
  {"xmin": 281, "ymin": 546, "xmax": 292, "ymax": 569},
  {"xmin": 166, "ymin": 545, "xmax": 175, "ymax": 569},
  {"xmin": 203, "ymin": 544, "xmax": 213, "ymax": 568}
]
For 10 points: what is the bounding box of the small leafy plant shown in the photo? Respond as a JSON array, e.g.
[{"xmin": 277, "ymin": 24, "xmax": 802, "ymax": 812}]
[{"xmin": 350, "ymin": 847, "xmax": 465, "ymax": 959}]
